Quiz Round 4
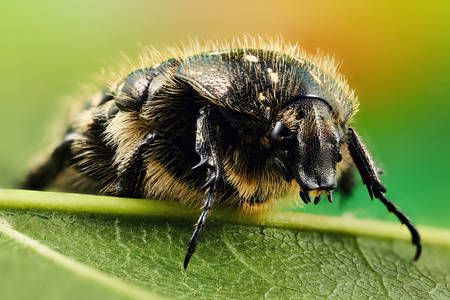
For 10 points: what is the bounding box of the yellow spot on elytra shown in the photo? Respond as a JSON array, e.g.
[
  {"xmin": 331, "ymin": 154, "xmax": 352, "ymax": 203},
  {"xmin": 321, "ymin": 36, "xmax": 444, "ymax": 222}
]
[
  {"xmin": 258, "ymin": 92, "xmax": 266, "ymax": 101},
  {"xmin": 244, "ymin": 54, "xmax": 259, "ymax": 62},
  {"xmin": 266, "ymin": 68, "xmax": 279, "ymax": 83},
  {"xmin": 269, "ymin": 72, "xmax": 278, "ymax": 83}
]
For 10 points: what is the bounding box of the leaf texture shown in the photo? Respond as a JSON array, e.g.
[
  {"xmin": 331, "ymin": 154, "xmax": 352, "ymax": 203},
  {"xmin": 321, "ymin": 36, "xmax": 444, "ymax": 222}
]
[{"xmin": 0, "ymin": 190, "xmax": 449, "ymax": 299}]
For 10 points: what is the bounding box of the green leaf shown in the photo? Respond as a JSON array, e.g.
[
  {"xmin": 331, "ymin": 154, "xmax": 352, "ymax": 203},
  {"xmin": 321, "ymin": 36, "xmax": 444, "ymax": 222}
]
[{"xmin": 0, "ymin": 189, "xmax": 449, "ymax": 299}]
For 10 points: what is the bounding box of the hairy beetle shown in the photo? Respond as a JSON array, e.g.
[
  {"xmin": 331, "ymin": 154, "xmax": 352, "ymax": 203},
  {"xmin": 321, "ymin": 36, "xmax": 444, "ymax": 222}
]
[{"xmin": 22, "ymin": 38, "xmax": 421, "ymax": 268}]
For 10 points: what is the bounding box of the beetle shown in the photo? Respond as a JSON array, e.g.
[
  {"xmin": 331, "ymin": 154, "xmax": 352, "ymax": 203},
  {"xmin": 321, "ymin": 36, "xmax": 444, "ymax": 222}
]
[{"xmin": 22, "ymin": 38, "xmax": 421, "ymax": 268}]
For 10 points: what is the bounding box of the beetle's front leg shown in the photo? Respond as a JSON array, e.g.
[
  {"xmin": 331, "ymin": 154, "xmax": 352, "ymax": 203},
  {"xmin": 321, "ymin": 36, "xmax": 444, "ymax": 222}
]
[
  {"xmin": 346, "ymin": 127, "xmax": 421, "ymax": 260},
  {"xmin": 184, "ymin": 106, "xmax": 222, "ymax": 269}
]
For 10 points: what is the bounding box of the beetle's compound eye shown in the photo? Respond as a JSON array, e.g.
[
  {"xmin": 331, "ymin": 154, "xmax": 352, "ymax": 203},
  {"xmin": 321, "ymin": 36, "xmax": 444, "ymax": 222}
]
[
  {"xmin": 269, "ymin": 121, "xmax": 295, "ymax": 153},
  {"xmin": 270, "ymin": 122, "xmax": 294, "ymax": 182},
  {"xmin": 337, "ymin": 150, "xmax": 343, "ymax": 163},
  {"xmin": 270, "ymin": 121, "xmax": 291, "ymax": 141}
]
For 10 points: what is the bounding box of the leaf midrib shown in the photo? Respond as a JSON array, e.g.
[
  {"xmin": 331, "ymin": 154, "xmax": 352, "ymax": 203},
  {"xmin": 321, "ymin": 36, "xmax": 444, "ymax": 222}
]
[{"xmin": 0, "ymin": 189, "xmax": 449, "ymax": 248}]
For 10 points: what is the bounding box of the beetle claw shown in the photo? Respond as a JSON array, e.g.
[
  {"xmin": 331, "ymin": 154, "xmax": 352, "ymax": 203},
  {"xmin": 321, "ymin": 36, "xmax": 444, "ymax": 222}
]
[
  {"xmin": 192, "ymin": 158, "xmax": 213, "ymax": 170},
  {"xmin": 201, "ymin": 175, "xmax": 216, "ymax": 190}
]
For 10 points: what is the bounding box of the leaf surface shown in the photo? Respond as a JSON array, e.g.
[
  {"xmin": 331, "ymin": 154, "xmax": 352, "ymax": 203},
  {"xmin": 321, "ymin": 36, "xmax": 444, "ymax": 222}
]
[{"xmin": 0, "ymin": 189, "xmax": 448, "ymax": 299}]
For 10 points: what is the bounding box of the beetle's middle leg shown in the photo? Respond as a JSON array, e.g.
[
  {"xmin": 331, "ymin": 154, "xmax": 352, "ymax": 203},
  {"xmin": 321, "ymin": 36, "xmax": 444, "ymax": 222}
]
[
  {"xmin": 114, "ymin": 131, "xmax": 165, "ymax": 198},
  {"xmin": 184, "ymin": 106, "xmax": 222, "ymax": 269}
]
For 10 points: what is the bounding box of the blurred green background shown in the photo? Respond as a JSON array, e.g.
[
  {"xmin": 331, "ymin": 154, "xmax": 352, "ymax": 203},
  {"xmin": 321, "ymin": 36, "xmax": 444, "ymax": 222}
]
[{"xmin": 1, "ymin": 0, "xmax": 449, "ymax": 228}]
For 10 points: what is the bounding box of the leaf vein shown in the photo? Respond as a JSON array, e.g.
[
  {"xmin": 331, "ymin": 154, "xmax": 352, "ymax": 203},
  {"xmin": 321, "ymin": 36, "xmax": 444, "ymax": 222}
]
[
  {"xmin": 354, "ymin": 237, "xmax": 390, "ymax": 298},
  {"xmin": 0, "ymin": 218, "xmax": 163, "ymax": 300}
]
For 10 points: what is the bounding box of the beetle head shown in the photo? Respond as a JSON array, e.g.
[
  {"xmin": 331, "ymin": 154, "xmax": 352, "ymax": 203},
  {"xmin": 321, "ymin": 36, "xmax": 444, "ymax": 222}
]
[{"xmin": 270, "ymin": 97, "xmax": 344, "ymax": 202}]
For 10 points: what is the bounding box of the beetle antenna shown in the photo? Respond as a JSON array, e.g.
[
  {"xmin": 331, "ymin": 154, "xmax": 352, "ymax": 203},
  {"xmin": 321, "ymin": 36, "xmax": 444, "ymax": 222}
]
[{"xmin": 346, "ymin": 127, "xmax": 421, "ymax": 260}]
